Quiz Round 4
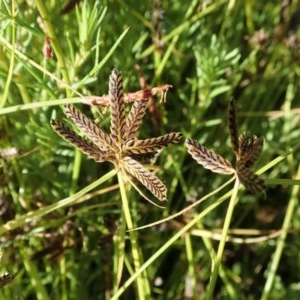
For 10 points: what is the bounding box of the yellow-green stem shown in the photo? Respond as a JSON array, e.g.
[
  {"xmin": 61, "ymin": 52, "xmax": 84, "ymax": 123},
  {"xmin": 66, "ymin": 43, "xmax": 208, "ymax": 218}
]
[
  {"xmin": 261, "ymin": 162, "xmax": 300, "ymax": 299},
  {"xmin": 34, "ymin": 0, "xmax": 71, "ymax": 97},
  {"xmin": 206, "ymin": 176, "xmax": 240, "ymax": 299},
  {"xmin": 117, "ymin": 171, "xmax": 151, "ymax": 299}
]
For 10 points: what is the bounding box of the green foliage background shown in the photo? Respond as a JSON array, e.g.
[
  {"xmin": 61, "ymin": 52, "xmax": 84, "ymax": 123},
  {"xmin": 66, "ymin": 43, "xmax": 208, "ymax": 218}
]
[{"xmin": 1, "ymin": 0, "xmax": 300, "ymax": 299}]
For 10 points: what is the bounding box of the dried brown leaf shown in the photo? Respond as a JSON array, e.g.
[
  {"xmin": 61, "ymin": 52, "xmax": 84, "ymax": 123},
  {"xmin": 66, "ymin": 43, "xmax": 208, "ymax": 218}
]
[
  {"xmin": 228, "ymin": 98, "xmax": 239, "ymax": 156},
  {"xmin": 236, "ymin": 162, "xmax": 266, "ymax": 194},
  {"xmin": 81, "ymin": 85, "xmax": 173, "ymax": 106},
  {"xmin": 122, "ymin": 156, "xmax": 167, "ymax": 201},
  {"xmin": 125, "ymin": 132, "xmax": 182, "ymax": 155},
  {"xmin": 63, "ymin": 104, "xmax": 113, "ymax": 152},
  {"xmin": 109, "ymin": 69, "xmax": 126, "ymax": 146},
  {"xmin": 51, "ymin": 120, "xmax": 110, "ymax": 162},
  {"xmin": 186, "ymin": 139, "xmax": 235, "ymax": 175}
]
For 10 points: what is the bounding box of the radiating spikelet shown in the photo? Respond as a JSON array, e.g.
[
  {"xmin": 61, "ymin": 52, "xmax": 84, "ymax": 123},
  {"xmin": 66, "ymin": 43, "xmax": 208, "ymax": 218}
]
[
  {"xmin": 109, "ymin": 68, "xmax": 126, "ymax": 146},
  {"xmin": 63, "ymin": 104, "xmax": 113, "ymax": 152},
  {"xmin": 236, "ymin": 162, "xmax": 266, "ymax": 194},
  {"xmin": 238, "ymin": 132, "xmax": 263, "ymax": 168},
  {"xmin": 51, "ymin": 120, "xmax": 110, "ymax": 162},
  {"xmin": 186, "ymin": 139, "xmax": 235, "ymax": 175},
  {"xmin": 122, "ymin": 156, "xmax": 167, "ymax": 201},
  {"xmin": 125, "ymin": 99, "xmax": 148, "ymax": 141},
  {"xmin": 125, "ymin": 132, "xmax": 182, "ymax": 155},
  {"xmin": 228, "ymin": 98, "xmax": 239, "ymax": 156}
]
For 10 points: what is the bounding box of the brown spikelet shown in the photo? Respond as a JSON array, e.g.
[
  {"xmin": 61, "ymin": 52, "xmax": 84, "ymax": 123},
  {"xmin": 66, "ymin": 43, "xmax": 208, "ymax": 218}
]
[
  {"xmin": 186, "ymin": 139, "xmax": 235, "ymax": 175},
  {"xmin": 109, "ymin": 69, "xmax": 126, "ymax": 146},
  {"xmin": 51, "ymin": 120, "xmax": 110, "ymax": 162},
  {"xmin": 63, "ymin": 104, "xmax": 113, "ymax": 152},
  {"xmin": 0, "ymin": 271, "xmax": 15, "ymax": 288},
  {"xmin": 238, "ymin": 132, "xmax": 263, "ymax": 168},
  {"xmin": 125, "ymin": 132, "xmax": 182, "ymax": 155},
  {"xmin": 122, "ymin": 156, "xmax": 167, "ymax": 201},
  {"xmin": 228, "ymin": 98, "xmax": 239, "ymax": 156},
  {"xmin": 129, "ymin": 152, "xmax": 158, "ymax": 164},
  {"xmin": 236, "ymin": 162, "xmax": 266, "ymax": 194},
  {"xmin": 125, "ymin": 99, "xmax": 148, "ymax": 141}
]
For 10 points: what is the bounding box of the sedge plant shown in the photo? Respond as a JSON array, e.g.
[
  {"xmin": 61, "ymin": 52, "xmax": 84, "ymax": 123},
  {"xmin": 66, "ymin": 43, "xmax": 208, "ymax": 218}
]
[
  {"xmin": 51, "ymin": 68, "xmax": 182, "ymax": 298},
  {"xmin": 186, "ymin": 98, "xmax": 266, "ymax": 298}
]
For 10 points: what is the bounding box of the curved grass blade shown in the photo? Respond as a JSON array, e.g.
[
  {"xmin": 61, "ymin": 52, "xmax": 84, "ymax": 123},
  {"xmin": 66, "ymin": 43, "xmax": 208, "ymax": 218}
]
[
  {"xmin": 228, "ymin": 98, "xmax": 239, "ymax": 156},
  {"xmin": 63, "ymin": 104, "xmax": 113, "ymax": 152},
  {"xmin": 236, "ymin": 162, "xmax": 266, "ymax": 194},
  {"xmin": 109, "ymin": 68, "xmax": 126, "ymax": 146},
  {"xmin": 125, "ymin": 132, "xmax": 182, "ymax": 155},
  {"xmin": 186, "ymin": 139, "xmax": 235, "ymax": 175},
  {"xmin": 51, "ymin": 120, "xmax": 111, "ymax": 162},
  {"xmin": 121, "ymin": 156, "xmax": 167, "ymax": 201}
]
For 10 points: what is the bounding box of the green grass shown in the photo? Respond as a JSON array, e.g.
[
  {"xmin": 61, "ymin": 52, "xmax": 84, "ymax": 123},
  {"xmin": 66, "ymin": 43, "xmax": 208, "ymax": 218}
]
[{"xmin": 1, "ymin": 0, "xmax": 300, "ymax": 299}]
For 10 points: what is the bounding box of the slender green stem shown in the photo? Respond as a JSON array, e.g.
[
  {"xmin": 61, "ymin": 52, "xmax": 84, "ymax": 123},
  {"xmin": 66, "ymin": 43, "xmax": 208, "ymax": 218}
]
[
  {"xmin": 206, "ymin": 177, "xmax": 240, "ymax": 299},
  {"xmin": 261, "ymin": 163, "xmax": 300, "ymax": 300},
  {"xmin": 112, "ymin": 187, "xmax": 232, "ymax": 299},
  {"xmin": 34, "ymin": 0, "xmax": 71, "ymax": 97},
  {"xmin": 0, "ymin": 169, "xmax": 117, "ymax": 236},
  {"xmin": 1, "ymin": 0, "xmax": 15, "ymax": 108},
  {"xmin": 113, "ymin": 209, "xmax": 126, "ymax": 293},
  {"xmin": 117, "ymin": 171, "xmax": 151, "ymax": 299}
]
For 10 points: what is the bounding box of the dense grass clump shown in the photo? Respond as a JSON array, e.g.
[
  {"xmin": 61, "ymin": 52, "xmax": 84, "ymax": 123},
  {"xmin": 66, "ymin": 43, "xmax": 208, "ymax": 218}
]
[{"xmin": 1, "ymin": 1, "xmax": 300, "ymax": 299}]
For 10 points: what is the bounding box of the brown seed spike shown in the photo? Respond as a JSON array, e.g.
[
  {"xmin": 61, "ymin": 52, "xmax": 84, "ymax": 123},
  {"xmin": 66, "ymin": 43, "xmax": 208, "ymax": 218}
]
[
  {"xmin": 125, "ymin": 99, "xmax": 148, "ymax": 141},
  {"xmin": 63, "ymin": 104, "xmax": 113, "ymax": 152},
  {"xmin": 0, "ymin": 271, "xmax": 14, "ymax": 288},
  {"xmin": 51, "ymin": 120, "xmax": 109, "ymax": 162},
  {"xmin": 228, "ymin": 98, "xmax": 239, "ymax": 157},
  {"xmin": 186, "ymin": 139, "xmax": 235, "ymax": 175},
  {"xmin": 125, "ymin": 132, "xmax": 182, "ymax": 155},
  {"xmin": 122, "ymin": 156, "xmax": 167, "ymax": 201},
  {"xmin": 238, "ymin": 133, "xmax": 263, "ymax": 168},
  {"xmin": 236, "ymin": 162, "xmax": 266, "ymax": 194},
  {"xmin": 109, "ymin": 69, "xmax": 126, "ymax": 146}
]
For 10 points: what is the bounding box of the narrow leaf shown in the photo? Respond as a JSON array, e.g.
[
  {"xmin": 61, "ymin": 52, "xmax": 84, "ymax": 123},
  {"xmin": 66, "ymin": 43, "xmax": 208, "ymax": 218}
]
[
  {"xmin": 122, "ymin": 156, "xmax": 167, "ymax": 201},
  {"xmin": 51, "ymin": 120, "xmax": 111, "ymax": 162},
  {"xmin": 63, "ymin": 104, "xmax": 113, "ymax": 152},
  {"xmin": 186, "ymin": 139, "xmax": 235, "ymax": 175},
  {"xmin": 109, "ymin": 68, "xmax": 126, "ymax": 146},
  {"xmin": 228, "ymin": 98, "xmax": 239, "ymax": 156}
]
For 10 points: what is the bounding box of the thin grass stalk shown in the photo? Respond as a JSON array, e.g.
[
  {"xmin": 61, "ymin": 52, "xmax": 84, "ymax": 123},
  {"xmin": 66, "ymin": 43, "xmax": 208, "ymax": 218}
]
[
  {"xmin": 0, "ymin": 169, "xmax": 117, "ymax": 236},
  {"xmin": 185, "ymin": 234, "xmax": 198, "ymax": 298},
  {"xmin": 20, "ymin": 244, "xmax": 51, "ymax": 300},
  {"xmin": 199, "ymin": 224, "xmax": 236, "ymax": 299},
  {"xmin": 206, "ymin": 176, "xmax": 240, "ymax": 299},
  {"xmin": 1, "ymin": 1, "xmax": 16, "ymax": 108},
  {"xmin": 34, "ymin": 0, "xmax": 71, "ymax": 96},
  {"xmin": 113, "ymin": 210, "xmax": 126, "ymax": 293},
  {"xmin": 112, "ymin": 188, "xmax": 233, "ymax": 300},
  {"xmin": 261, "ymin": 162, "xmax": 300, "ymax": 300},
  {"xmin": 117, "ymin": 171, "xmax": 151, "ymax": 299}
]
